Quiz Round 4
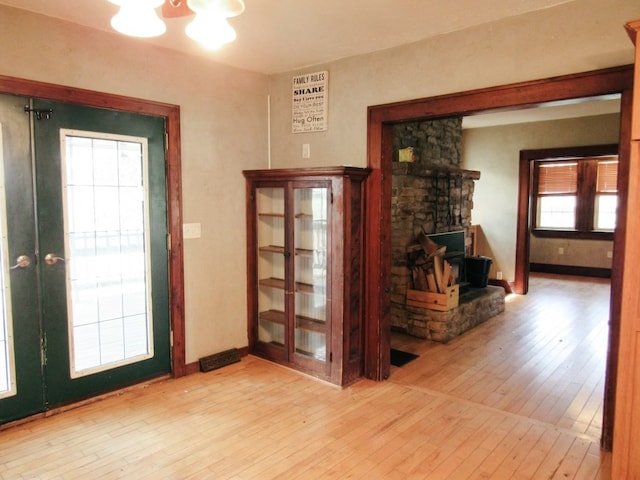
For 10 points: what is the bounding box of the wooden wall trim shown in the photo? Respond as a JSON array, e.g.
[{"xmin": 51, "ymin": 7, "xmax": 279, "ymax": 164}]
[
  {"xmin": 515, "ymin": 154, "xmax": 532, "ymax": 294},
  {"xmin": 487, "ymin": 278, "xmax": 514, "ymax": 294},
  {"xmin": 612, "ymin": 19, "xmax": 640, "ymax": 476},
  {"xmin": 612, "ymin": 137, "xmax": 640, "ymax": 476},
  {"xmin": 0, "ymin": 75, "xmax": 187, "ymax": 378},
  {"xmin": 369, "ymin": 66, "xmax": 633, "ymax": 123},
  {"xmin": 529, "ymin": 263, "xmax": 612, "ymax": 278}
]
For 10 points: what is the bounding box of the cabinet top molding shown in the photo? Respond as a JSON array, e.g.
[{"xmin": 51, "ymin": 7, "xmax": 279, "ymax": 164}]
[
  {"xmin": 243, "ymin": 166, "xmax": 371, "ymax": 180},
  {"xmin": 625, "ymin": 19, "xmax": 640, "ymax": 45}
]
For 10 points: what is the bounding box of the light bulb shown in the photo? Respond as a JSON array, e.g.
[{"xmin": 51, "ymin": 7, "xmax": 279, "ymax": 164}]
[
  {"xmin": 186, "ymin": 13, "xmax": 237, "ymax": 50},
  {"xmin": 186, "ymin": 0, "xmax": 245, "ymax": 17},
  {"xmin": 111, "ymin": 0, "xmax": 166, "ymax": 38}
]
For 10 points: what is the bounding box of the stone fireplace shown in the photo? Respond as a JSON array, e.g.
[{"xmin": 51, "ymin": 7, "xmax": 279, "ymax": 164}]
[{"xmin": 391, "ymin": 119, "xmax": 505, "ymax": 340}]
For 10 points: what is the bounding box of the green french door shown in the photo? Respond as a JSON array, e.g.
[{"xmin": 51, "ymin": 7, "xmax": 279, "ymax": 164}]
[
  {"xmin": 0, "ymin": 94, "xmax": 43, "ymax": 422},
  {"xmin": 0, "ymin": 95, "xmax": 170, "ymax": 423}
]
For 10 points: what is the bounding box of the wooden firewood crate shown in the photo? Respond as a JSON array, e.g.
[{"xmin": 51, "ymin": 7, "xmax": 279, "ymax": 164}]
[{"xmin": 406, "ymin": 284, "xmax": 460, "ymax": 311}]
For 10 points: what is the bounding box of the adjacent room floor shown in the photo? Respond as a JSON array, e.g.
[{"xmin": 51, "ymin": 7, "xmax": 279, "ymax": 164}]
[{"xmin": 0, "ymin": 273, "xmax": 611, "ymax": 479}]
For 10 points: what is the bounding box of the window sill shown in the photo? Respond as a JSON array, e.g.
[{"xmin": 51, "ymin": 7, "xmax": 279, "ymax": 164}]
[{"xmin": 532, "ymin": 229, "xmax": 614, "ymax": 241}]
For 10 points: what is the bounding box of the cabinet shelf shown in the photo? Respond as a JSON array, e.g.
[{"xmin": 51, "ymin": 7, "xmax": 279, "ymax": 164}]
[
  {"xmin": 296, "ymin": 315, "xmax": 326, "ymax": 333},
  {"xmin": 259, "ymin": 245, "xmax": 285, "ymax": 254},
  {"xmin": 258, "ymin": 277, "xmax": 325, "ymax": 295},
  {"xmin": 259, "ymin": 277, "xmax": 285, "ymax": 289},
  {"xmin": 295, "ymin": 282, "xmax": 325, "ymax": 295},
  {"xmin": 259, "ymin": 309, "xmax": 285, "ymax": 324},
  {"xmin": 258, "ymin": 213, "xmax": 285, "ymax": 218},
  {"xmin": 259, "ymin": 246, "xmax": 325, "ymax": 257},
  {"xmin": 259, "ymin": 309, "xmax": 326, "ymax": 333}
]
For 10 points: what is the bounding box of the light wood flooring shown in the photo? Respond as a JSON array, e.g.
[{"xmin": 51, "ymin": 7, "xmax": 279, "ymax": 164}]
[{"xmin": 0, "ymin": 273, "xmax": 611, "ymax": 479}]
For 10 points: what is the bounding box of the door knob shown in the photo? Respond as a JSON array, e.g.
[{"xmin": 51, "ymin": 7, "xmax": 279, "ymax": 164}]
[
  {"xmin": 10, "ymin": 255, "xmax": 31, "ymax": 269},
  {"xmin": 44, "ymin": 253, "xmax": 66, "ymax": 265}
]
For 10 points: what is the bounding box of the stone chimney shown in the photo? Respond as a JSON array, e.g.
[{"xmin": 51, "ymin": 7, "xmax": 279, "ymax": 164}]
[{"xmin": 391, "ymin": 119, "xmax": 481, "ymax": 335}]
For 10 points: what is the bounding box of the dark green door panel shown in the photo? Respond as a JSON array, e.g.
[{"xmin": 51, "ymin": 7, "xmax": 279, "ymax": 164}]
[
  {"xmin": 0, "ymin": 95, "xmax": 170, "ymax": 423},
  {"xmin": 33, "ymin": 99, "xmax": 170, "ymax": 407},
  {"xmin": 0, "ymin": 94, "xmax": 44, "ymax": 423}
]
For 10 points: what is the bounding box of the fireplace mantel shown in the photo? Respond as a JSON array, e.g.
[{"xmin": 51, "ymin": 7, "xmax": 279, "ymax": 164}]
[{"xmin": 393, "ymin": 162, "xmax": 481, "ymax": 180}]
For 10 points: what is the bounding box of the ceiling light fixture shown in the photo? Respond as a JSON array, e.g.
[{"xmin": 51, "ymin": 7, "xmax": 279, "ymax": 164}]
[
  {"xmin": 108, "ymin": 0, "xmax": 245, "ymax": 50},
  {"xmin": 110, "ymin": 0, "xmax": 166, "ymax": 38}
]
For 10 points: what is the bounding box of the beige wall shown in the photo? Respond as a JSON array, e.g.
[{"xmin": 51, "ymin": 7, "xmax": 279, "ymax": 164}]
[
  {"xmin": 462, "ymin": 113, "xmax": 621, "ymax": 281},
  {"xmin": 1, "ymin": 0, "xmax": 639, "ymax": 364},
  {"xmin": 268, "ymin": 0, "xmax": 638, "ymax": 169},
  {"xmin": 529, "ymin": 236, "xmax": 614, "ymax": 269}
]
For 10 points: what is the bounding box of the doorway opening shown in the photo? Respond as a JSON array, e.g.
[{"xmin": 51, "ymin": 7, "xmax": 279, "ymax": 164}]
[
  {"xmin": 518, "ymin": 143, "xmax": 619, "ymax": 292},
  {"xmin": 364, "ymin": 65, "xmax": 634, "ymax": 450}
]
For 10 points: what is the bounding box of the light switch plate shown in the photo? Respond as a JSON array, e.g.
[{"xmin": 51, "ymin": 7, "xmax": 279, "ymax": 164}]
[{"xmin": 183, "ymin": 223, "xmax": 201, "ymax": 239}]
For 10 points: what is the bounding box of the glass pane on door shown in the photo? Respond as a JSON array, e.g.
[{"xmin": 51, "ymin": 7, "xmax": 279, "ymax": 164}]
[
  {"xmin": 293, "ymin": 187, "xmax": 327, "ymax": 362},
  {"xmin": 256, "ymin": 187, "xmax": 286, "ymax": 348},
  {"xmin": 0, "ymin": 127, "xmax": 16, "ymax": 399},
  {"xmin": 61, "ymin": 130, "xmax": 153, "ymax": 378}
]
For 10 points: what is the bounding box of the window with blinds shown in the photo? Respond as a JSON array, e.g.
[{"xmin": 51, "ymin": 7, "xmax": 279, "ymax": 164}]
[
  {"xmin": 534, "ymin": 157, "xmax": 618, "ymax": 232},
  {"xmin": 536, "ymin": 162, "xmax": 578, "ymax": 229},
  {"xmin": 595, "ymin": 159, "xmax": 618, "ymax": 230},
  {"xmin": 597, "ymin": 160, "xmax": 618, "ymax": 193}
]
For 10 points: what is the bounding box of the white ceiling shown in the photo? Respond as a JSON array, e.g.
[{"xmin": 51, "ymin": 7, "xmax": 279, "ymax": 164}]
[
  {"xmin": 0, "ymin": 0, "xmax": 620, "ymax": 125},
  {"xmin": 0, "ymin": 0, "xmax": 577, "ymax": 75},
  {"xmin": 462, "ymin": 95, "xmax": 622, "ymax": 129}
]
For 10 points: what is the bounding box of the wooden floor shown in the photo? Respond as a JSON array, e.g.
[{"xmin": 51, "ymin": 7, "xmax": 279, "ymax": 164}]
[{"xmin": 0, "ymin": 273, "xmax": 611, "ymax": 479}]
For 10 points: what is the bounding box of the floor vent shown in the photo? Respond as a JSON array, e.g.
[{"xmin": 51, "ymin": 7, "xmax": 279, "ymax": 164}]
[{"xmin": 199, "ymin": 348, "xmax": 241, "ymax": 372}]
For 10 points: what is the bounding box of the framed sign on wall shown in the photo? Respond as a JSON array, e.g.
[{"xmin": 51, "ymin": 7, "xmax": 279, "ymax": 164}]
[{"xmin": 292, "ymin": 70, "xmax": 328, "ymax": 133}]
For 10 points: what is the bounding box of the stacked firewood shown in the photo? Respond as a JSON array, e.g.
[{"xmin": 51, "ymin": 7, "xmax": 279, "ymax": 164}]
[{"xmin": 407, "ymin": 232, "xmax": 456, "ymax": 293}]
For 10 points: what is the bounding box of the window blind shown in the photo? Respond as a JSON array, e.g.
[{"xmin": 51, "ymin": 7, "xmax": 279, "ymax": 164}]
[
  {"xmin": 596, "ymin": 160, "xmax": 618, "ymax": 193},
  {"xmin": 538, "ymin": 162, "xmax": 577, "ymax": 194}
]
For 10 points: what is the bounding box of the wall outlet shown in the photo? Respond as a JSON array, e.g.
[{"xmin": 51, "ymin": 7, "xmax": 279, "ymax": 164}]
[
  {"xmin": 558, "ymin": 247, "xmax": 564, "ymax": 255},
  {"xmin": 496, "ymin": 271, "xmax": 503, "ymax": 280},
  {"xmin": 607, "ymin": 250, "xmax": 613, "ymax": 258},
  {"xmin": 302, "ymin": 143, "xmax": 311, "ymax": 158}
]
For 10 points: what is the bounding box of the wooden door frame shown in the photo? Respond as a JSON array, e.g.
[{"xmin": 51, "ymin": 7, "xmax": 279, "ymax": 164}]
[
  {"xmin": 516, "ymin": 143, "xmax": 620, "ymax": 294},
  {"xmin": 365, "ymin": 65, "xmax": 633, "ymax": 450},
  {"xmin": 0, "ymin": 75, "xmax": 186, "ymax": 378}
]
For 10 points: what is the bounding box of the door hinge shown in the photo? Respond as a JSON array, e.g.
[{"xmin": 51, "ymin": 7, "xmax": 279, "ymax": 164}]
[
  {"xmin": 40, "ymin": 334, "xmax": 47, "ymax": 367},
  {"xmin": 165, "ymin": 130, "xmax": 169, "ymax": 151},
  {"xmin": 24, "ymin": 105, "xmax": 53, "ymax": 120},
  {"xmin": 170, "ymin": 330, "xmax": 174, "ymax": 347},
  {"xmin": 329, "ymin": 352, "xmax": 333, "ymax": 363},
  {"xmin": 167, "ymin": 233, "xmax": 172, "ymax": 252},
  {"xmin": 330, "ymin": 192, "xmax": 334, "ymax": 204}
]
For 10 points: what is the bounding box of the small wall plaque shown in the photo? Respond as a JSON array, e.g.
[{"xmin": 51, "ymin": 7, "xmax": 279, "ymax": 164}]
[
  {"xmin": 292, "ymin": 70, "xmax": 328, "ymax": 133},
  {"xmin": 398, "ymin": 147, "xmax": 415, "ymax": 163}
]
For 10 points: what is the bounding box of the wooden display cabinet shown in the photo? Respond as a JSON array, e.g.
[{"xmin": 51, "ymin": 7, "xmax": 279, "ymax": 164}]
[{"xmin": 243, "ymin": 167, "xmax": 369, "ymax": 386}]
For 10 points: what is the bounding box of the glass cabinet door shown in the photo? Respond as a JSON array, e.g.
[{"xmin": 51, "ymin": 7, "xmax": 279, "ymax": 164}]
[
  {"xmin": 293, "ymin": 186, "xmax": 328, "ymax": 363},
  {"xmin": 256, "ymin": 187, "xmax": 286, "ymax": 352}
]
